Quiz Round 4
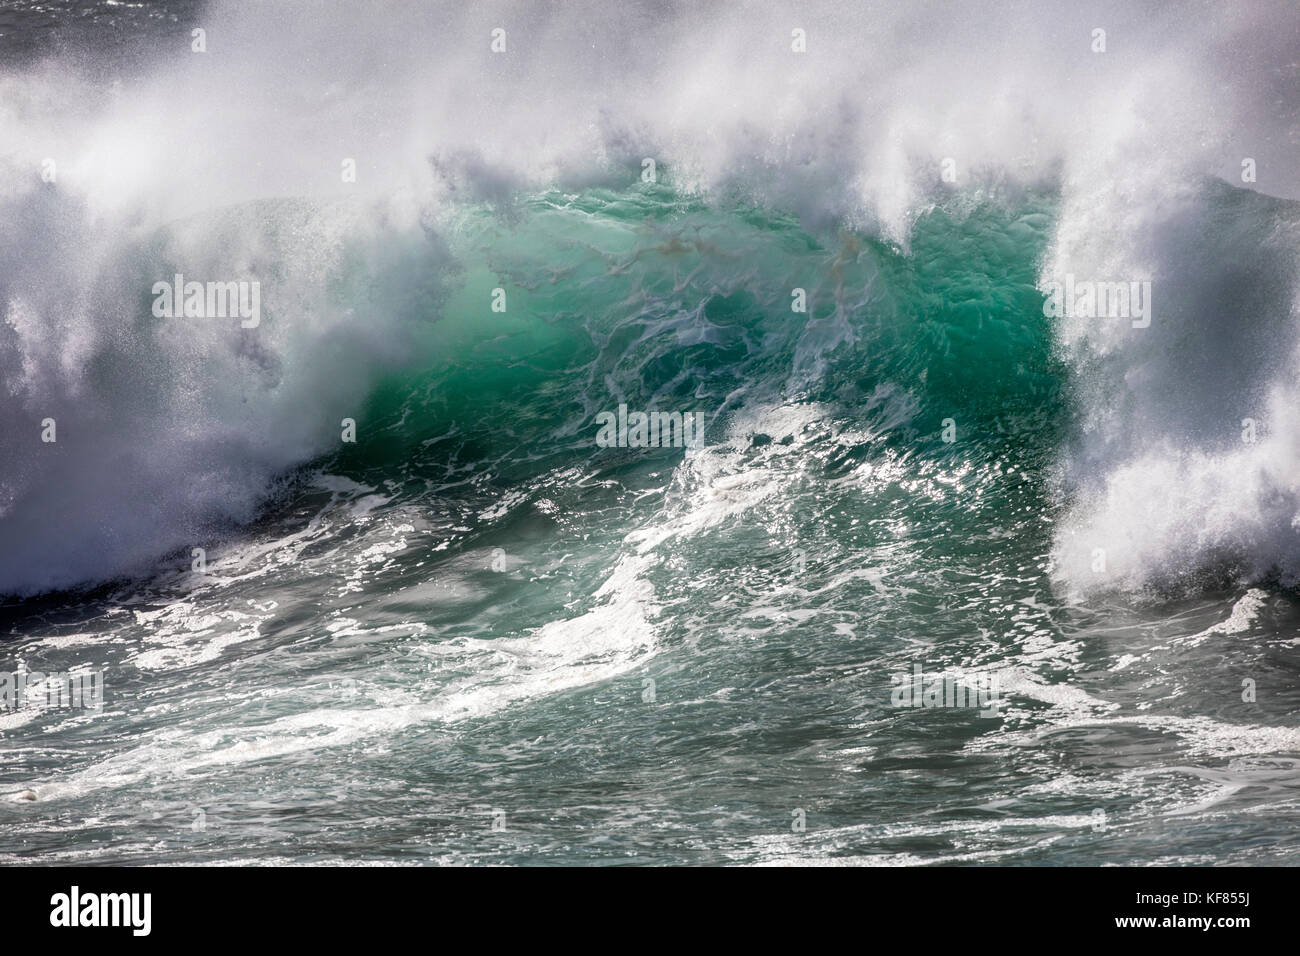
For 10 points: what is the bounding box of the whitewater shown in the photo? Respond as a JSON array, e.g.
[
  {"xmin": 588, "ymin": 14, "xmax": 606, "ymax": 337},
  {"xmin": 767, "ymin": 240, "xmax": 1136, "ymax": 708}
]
[{"xmin": 0, "ymin": 0, "xmax": 1298, "ymax": 865}]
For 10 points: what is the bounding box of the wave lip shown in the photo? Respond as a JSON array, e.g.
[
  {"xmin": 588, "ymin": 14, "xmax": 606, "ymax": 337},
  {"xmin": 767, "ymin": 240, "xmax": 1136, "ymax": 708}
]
[
  {"xmin": 0, "ymin": 189, "xmax": 456, "ymax": 596},
  {"xmin": 1049, "ymin": 182, "xmax": 1300, "ymax": 594}
]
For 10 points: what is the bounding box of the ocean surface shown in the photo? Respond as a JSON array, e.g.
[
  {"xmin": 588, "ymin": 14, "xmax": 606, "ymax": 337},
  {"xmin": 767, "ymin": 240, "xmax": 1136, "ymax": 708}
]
[{"xmin": 1, "ymin": 0, "xmax": 1299, "ymax": 865}]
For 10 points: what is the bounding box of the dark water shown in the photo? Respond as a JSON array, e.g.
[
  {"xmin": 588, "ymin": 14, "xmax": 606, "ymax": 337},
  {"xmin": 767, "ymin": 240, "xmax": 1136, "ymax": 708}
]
[{"xmin": 0, "ymin": 0, "xmax": 202, "ymax": 67}]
